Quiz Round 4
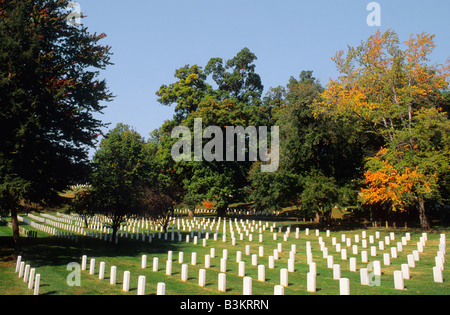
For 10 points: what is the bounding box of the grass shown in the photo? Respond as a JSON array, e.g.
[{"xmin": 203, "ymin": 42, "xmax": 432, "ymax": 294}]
[{"xmin": 0, "ymin": 213, "xmax": 449, "ymax": 295}]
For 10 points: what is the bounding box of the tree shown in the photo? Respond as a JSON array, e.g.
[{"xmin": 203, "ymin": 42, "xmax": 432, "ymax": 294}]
[
  {"xmin": 155, "ymin": 48, "xmax": 266, "ymax": 217},
  {"xmin": 316, "ymin": 30, "xmax": 450, "ymax": 229},
  {"xmin": 0, "ymin": 0, "xmax": 113, "ymax": 252},
  {"xmin": 249, "ymin": 71, "xmax": 372, "ymax": 222},
  {"xmin": 88, "ymin": 124, "xmax": 149, "ymax": 240},
  {"xmin": 205, "ymin": 47, "xmax": 264, "ymax": 104},
  {"xmin": 156, "ymin": 65, "xmax": 212, "ymax": 123}
]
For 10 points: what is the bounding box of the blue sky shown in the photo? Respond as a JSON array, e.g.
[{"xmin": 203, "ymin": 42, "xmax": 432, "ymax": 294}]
[{"xmin": 78, "ymin": 0, "xmax": 450, "ymax": 146}]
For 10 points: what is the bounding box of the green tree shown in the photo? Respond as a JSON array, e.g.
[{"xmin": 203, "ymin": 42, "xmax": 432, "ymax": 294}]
[
  {"xmin": 0, "ymin": 0, "xmax": 113, "ymax": 252},
  {"xmin": 316, "ymin": 30, "xmax": 450, "ymax": 229},
  {"xmin": 88, "ymin": 124, "xmax": 149, "ymax": 240},
  {"xmin": 205, "ymin": 47, "xmax": 264, "ymax": 104},
  {"xmin": 155, "ymin": 48, "xmax": 267, "ymax": 217}
]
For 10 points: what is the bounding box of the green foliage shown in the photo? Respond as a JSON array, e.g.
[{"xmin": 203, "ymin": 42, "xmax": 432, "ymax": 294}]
[
  {"xmin": 88, "ymin": 124, "xmax": 150, "ymax": 234},
  {"xmin": 0, "ymin": 0, "xmax": 113, "ymax": 249}
]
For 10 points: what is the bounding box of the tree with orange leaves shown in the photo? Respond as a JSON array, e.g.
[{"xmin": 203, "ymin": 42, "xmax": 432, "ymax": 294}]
[{"xmin": 315, "ymin": 30, "xmax": 450, "ymax": 229}]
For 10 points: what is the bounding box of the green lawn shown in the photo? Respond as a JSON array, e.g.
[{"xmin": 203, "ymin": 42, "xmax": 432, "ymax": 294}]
[{"xmin": 0, "ymin": 214, "xmax": 449, "ymax": 295}]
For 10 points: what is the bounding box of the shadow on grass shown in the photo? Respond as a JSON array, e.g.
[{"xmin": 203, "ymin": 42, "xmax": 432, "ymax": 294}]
[{"xmin": 0, "ymin": 234, "xmax": 185, "ymax": 269}]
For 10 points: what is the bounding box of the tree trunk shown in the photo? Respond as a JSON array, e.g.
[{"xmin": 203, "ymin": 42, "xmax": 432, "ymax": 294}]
[
  {"xmin": 10, "ymin": 207, "xmax": 20, "ymax": 257},
  {"xmin": 417, "ymin": 195, "xmax": 431, "ymax": 230},
  {"xmin": 216, "ymin": 204, "xmax": 228, "ymax": 218}
]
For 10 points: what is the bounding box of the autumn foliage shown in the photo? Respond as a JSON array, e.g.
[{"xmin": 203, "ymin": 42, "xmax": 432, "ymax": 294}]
[{"xmin": 360, "ymin": 148, "xmax": 437, "ymax": 212}]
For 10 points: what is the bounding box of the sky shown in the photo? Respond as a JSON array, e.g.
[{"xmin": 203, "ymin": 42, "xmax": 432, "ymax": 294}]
[{"xmin": 76, "ymin": 0, "xmax": 450, "ymax": 149}]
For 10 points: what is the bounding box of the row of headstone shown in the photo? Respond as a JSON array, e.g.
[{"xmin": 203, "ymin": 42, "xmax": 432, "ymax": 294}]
[
  {"xmin": 82, "ymin": 255, "xmax": 166, "ymax": 295},
  {"xmin": 15, "ymin": 256, "xmax": 40, "ymax": 295}
]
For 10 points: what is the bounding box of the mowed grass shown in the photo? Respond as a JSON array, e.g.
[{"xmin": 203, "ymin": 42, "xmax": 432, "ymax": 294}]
[{"xmin": 0, "ymin": 217, "xmax": 449, "ymax": 295}]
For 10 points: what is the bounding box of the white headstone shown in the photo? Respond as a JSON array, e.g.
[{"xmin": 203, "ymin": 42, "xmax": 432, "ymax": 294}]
[
  {"xmin": 199, "ymin": 269, "xmax": 206, "ymax": 287},
  {"xmin": 349, "ymin": 257, "xmax": 357, "ymax": 272},
  {"xmin": 99, "ymin": 262, "xmax": 105, "ymax": 280},
  {"xmin": 280, "ymin": 268, "xmax": 288, "ymax": 287},
  {"xmin": 274, "ymin": 285, "xmax": 284, "ymax": 295},
  {"xmin": 339, "ymin": 278, "xmax": 350, "ymax": 295},
  {"xmin": 394, "ymin": 270, "xmax": 404, "ymax": 290},
  {"xmin": 433, "ymin": 266, "xmax": 444, "ymax": 283},
  {"xmin": 238, "ymin": 261, "xmax": 246, "ymax": 277},
  {"xmin": 15, "ymin": 256, "xmax": 22, "ymax": 273},
  {"xmin": 89, "ymin": 259, "xmax": 95, "ymax": 275},
  {"xmin": 181, "ymin": 264, "xmax": 188, "ymax": 281},
  {"xmin": 110, "ymin": 266, "xmax": 117, "ymax": 285},
  {"xmin": 258, "ymin": 265, "xmax": 265, "ymax": 282},
  {"xmin": 137, "ymin": 275, "xmax": 146, "ymax": 295},
  {"xmin": 33, "ymin": 274, "xmax": 40, "ymax": 295},
  {"xmin": 243, "ymin": 277, "xmax": 252, "ymax": 295},
  {"xmin": 28, "ymin": 268, "xmax": 35, "ymax": 290},
  {"xmin": 157, "ymin": 282, "xmax": 166, "ymax": 295},
  {"xmin": 401, "ymin": 263, "xmax": 410, "ymax": 280},
  {"xmin": 123, "ymin": 271, "xmax": 130, "ymax": 292},
  {"xmin": 166, "ymin": 260, "xmax": 172, "ymax": 275},
  {"xmin": 307, "ymin": 272, "xmax": 316, "ymax": 293},
  {"xmin": 360, "ymin": 268, "xmax": 369, "ymax": 285},
  {"xmin": 218, "ymin": 273, "xmax": 226, "ymax": 292},
  {"xmin": 81, "ymin": 255, "xmax": 87, "ymax": 271}
]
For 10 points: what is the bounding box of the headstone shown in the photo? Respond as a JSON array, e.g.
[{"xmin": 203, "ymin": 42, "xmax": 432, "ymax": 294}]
[
  {"xmin": 178, "ymin": 252, "xmax": 184, "ymax": 264},
  {"xmin": 433, "ymin": 266, "xmax": 444, "ymax": 283},
  {"xmin": 349, "ymin": 257, "xmax": 357, "ymax": 272},
  {"xmin": 28, "ymin": 268, "xmax": 35, "ymax": 290},
  {"xmin": 181, "ymin": 264, "xmax": 188, "ymax": 281},
  {"xmin": 327, "ymin": 255, "xmax": 334, "ymax": 268},
  {"xmin": 407, "ymin": 254, "xmax": 415, "ymax": 268},
  {"xmin": 238, "ymin": 261, "xmax": 245, "ymax": 277},
  {"xmin": 258, "ymin": 265, "xmax": 265, "ymax": 282},
  {"xmin": 15, "ymin": 256, "xmax": 22, "ymax": 273},
  {"xmin": 81, "ymin": 255, "xmax": 87, "ymax": 271},
  {"xmin": 266, "ymin": 255, "xmax": 274, "ymax": 269},
  {"xmin": 218, "ymin": 273, "xmax": 226, "ymax": 292},
  {"xmin": 137, "ymin": 275, "xmax": 146, "ymax": 295},
  {"xmin": 110, "ymin": 266, "xmax": 117, "ymax": 285},
  {"xmin": 157, "ymin": 282, "xmax": 166, "ymax": 295},
  {"xmin": 339, "ymin": 278, "xmax": 350, "ymax": 295},
  {"xmin": 166, "ymin": 260, "xmax": 172, "ymax": 275},
  {"xmin": 394, "ymin": 271, "xmax": 404, "ymax": 290},
  {"xmin": 252, "ymin": 254, "xmax": 258, "ymax": 266},
  {"xmin": 153, "ymin": 257, "xmax": 159, "ymax": 272},
  {"xmin": 89, "ymin": 259, "xmax": 95, "ymax": 275},
  {"xmin": 199, "ymin": 269, "xmax": 206, "ymax": 287},
  {"xmin": 99, "ymin": 262, "xmax": 105, "ymax": 279},
  {"xmin": 307, "ymin": 272, "xmax": 316, "ymax": 293},
  {"xmin": 373, "ymin": 260, "xmax": 381, "ymax": 276},
  {"xmin": 23, "ymin": 265, "xmax": 30, "ymax": 283},
  {"xmin": 220, "ymin": 258, "xmax": 227, "ymax": 272},
  {"xmin": 309, "ymin": 262, "xmax": 316, "ymax": 276},
  {"xmin": 236, "ymin": 251, "xmax": 242, "ymax": 262},
  {"xmin": 274, "ymin": 285, "xmax": 284, "ymax": 295},
  {"xmin": 401, "ymin": 264, "xmax": 410, "ymax": 280},
  {"xmin": 280, "ymin": 268, "xmax": 288, "ymax": 287},
  {"xmin": 360, "ymin": 268, "xmax": 369, "ymax": 285},
  {"xmin": 333, "ymin": 264, "xmax": 341, "ymax": 280},
  {"xmin": 33, "ymin": 274, "xmax": 40, "ymax": 295},
  {"xmin": 391, "ymin": 247, "xmax": 398, "ymax": 259},
  {"xmin": 243, "ymin": 277, "xmax": 252, "ymax": 295},
  {"xmin": 383, "ymin": 253, "xmax": 391, "ymax": 266},
  {"xmin": 361, "ymin": 251, "xmax": 368, "ymax": 263},
  {"xmin": 123, "ymin": 271, "xmax": 130, "ymax": 292}
]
